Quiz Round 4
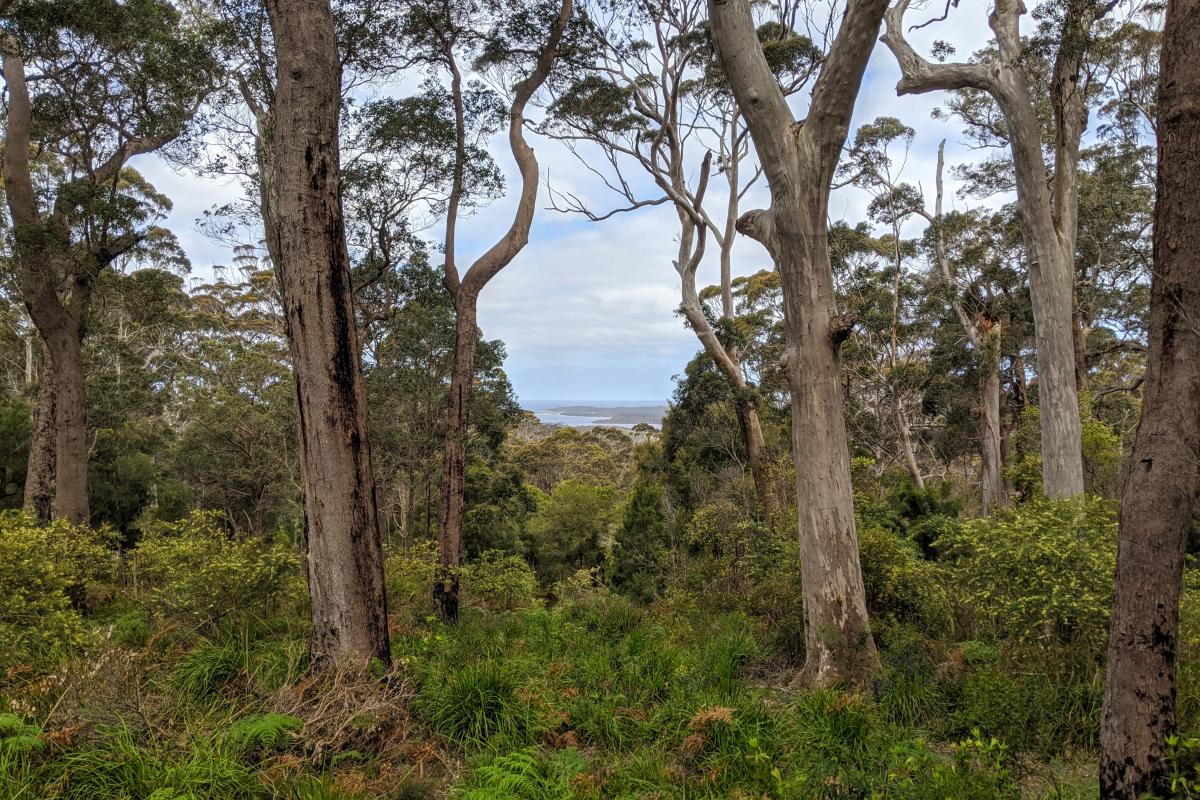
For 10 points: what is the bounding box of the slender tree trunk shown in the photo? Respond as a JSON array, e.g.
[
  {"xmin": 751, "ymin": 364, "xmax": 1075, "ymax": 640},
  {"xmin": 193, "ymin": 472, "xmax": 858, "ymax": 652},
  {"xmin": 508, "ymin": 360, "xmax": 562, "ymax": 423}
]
[
  {"xmin": 1073, "ymin": 310, "xmax": 1090, "ymax": 391},
  {"xmin": 895, "ymin": 401, "xmax": 925, "ymax": 491},
  {"xmin": 43, "ymin": 326, "xmax": 89, "ymax": 524},
  {"xmin": 734, "ymin": 396, "xmax": 775, "ymax": 517},
  {"xmin": 709, "ymin": 0, "xmax": 885, "ymax": 687},
  {"xmin": 435, "ymin": 296, "xmax": 478, "ymax": 622},
  {"xmin": 23, "ymin": 366, "xmax": 55, "ymax": 522},
  {"xmin": 979, "ymin": 357, "xmax": 1005, "ymax": 515},
  {"xmin": 881, "ymin": 0, "xmax": 1086, "ymax": 499},
  {"xmin": 1100, "ymin": 1, "xmax": 1200, "ymax": 792},
  {"xmin": 265, "ymin": 0, "xmax": 390, "ymax": 667}
]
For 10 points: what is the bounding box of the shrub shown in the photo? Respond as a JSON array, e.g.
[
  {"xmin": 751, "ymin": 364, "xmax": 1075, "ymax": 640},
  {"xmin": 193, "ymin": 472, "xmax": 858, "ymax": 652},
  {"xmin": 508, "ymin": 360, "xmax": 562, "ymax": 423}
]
[
  {"xmin": 858, "ymin": 525, "xmax": 952, "ymax": 632},
  {"xmin": 0, "ymin": 514, "xmax": 109, "ymax": 675},
  {"xmin": 462, "ymin": 551, "xmax": 540, "ymax": 612},
  {"xmin": 385, "ymin": 539, "xmax": 440, "ymax": 624},
  {"xmin": 939, "ymin": 496, "xmax": 1117, "ymax": 652},
  {"xmin": 128, "ymin": 511, "xmax": 302, "ymax": 629},
  {"xmin": 524, "ymin": 479, "xmax": 619, "ymax": 586}
]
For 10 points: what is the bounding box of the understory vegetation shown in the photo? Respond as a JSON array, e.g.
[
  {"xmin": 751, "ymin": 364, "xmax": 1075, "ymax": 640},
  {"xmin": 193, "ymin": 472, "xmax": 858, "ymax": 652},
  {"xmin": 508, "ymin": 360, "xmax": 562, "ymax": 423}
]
[{"xmin": 3, "ymin": 476, "xmax": 1198, "ymax": 798}]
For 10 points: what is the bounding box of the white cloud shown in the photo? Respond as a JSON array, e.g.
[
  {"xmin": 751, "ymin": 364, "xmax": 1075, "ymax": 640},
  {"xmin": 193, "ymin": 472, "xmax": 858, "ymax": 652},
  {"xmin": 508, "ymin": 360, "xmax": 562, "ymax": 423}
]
[{"xmin": 140, "ymin": 5, "xmax": 1008, "ymax": 403}]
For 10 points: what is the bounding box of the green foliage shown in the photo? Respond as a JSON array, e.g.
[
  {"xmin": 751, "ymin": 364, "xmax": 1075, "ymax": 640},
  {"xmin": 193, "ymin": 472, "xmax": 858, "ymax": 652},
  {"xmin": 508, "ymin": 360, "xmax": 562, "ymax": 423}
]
[
  {"xmin": 608, "ymin": 478, "xmax": 669, "ymax": 602},
  {"xmin": 858, "ymin": 525, "xmax": 952, "ymax": 632},
  {"xmin": 1006, "ymin": 403, "xmax": 1125, "ymax": 498},
  {"xmin": 524, "ymin": 479, "xmax": 619, "ymax": 587},
  {"xmin": 462, "ymin": 551, "xmax": 540, "ymax": 612},
  {"xmin": 171, "ymin": 641, "xmax": 244, "ymax": 700},
  {"xmin": 385, "ymin": 540, "xmax": 439, "ymax": 625},
  {"xmin": 456, "ymin": 747, "xmax": 586, "ymax": 800},
  {"xmin": 0, "ymin": 513, "xmax": 112, "ymax": 675},
  {"xmin": 940, "ymin": 496, "xmax": 1117, "ymax": 651},
  {"xmin": 128, "ymin": 511, "xmax": 303, "ymax": 629},
  {"xmin": 0, "ymin": 714, "xmax": 42, "ymax": 756},
  {"xmin": 225, "ymin": 713, "xmax": 302, "ymax": 759},
  {"xmin": 419, "ymin": 661, "xmax": 525, "ymax": 745}
]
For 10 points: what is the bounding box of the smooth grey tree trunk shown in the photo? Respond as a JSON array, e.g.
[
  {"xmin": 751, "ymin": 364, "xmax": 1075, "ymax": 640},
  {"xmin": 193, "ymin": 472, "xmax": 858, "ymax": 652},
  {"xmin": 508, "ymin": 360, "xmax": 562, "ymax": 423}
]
[{"xmin": 708, "ymin": 0, "xmax": 886, "ymax": 687}]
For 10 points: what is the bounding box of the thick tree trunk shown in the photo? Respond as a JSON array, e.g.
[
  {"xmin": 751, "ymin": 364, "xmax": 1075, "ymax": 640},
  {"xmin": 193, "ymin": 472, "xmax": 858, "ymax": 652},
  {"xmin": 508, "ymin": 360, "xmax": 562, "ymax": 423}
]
[
  {"xmin": 709, "ymin": 0, "xmax": 885, "ymax": 687},
  {"xmin": 774, "ymin": 190, "xmax": 879, "ymax": 688},
  {"xmin": 23, "ymin": 367, "xmax": 56, "ymax": 522},
  {"xmin": 265, "ymin": 0, "xmax": 390, "ymax": 667},
  {"xmin": 435, "ymin": 297, "xmax": 477, "ymax": 622},
  {"xmin": 1099, "ymin": 1, "xmax": 1200, "ymax": 793},
  {"xmin": 43, "ymin": 326, "xmax": 89, "ymax": 524},
  {"xmin": 979, "ymin": 359, "xmax": 1005, "ymax": 515}
]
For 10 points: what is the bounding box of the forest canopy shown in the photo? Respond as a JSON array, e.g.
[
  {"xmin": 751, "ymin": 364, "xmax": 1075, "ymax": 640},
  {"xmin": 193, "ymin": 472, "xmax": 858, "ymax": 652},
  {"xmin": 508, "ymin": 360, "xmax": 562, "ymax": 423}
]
[{"xmin": 0, "ymin": 0, "xmax": 1195, "ymax": 797}]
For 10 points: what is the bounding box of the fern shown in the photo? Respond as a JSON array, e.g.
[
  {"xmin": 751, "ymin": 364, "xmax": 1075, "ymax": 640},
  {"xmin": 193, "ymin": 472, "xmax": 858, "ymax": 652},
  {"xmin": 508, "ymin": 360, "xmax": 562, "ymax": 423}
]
[
  {"xmin": 0, "ymin": 713, "xmax": 42, "ymax": 755},
  {"xmin": 226, "ymin": 712, "xmax": 301, "ymax": 756},
  {"xmin": 457, "ymin": 747, "xmax": 585, "ymax": 800}
]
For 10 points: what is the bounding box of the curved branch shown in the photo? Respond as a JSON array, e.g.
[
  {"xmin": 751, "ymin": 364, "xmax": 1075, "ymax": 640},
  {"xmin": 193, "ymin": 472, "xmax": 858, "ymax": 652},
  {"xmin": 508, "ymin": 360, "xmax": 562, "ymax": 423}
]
[{"xmin": 880, "ymin": 0, "xmax": 993, "ymax": 96}]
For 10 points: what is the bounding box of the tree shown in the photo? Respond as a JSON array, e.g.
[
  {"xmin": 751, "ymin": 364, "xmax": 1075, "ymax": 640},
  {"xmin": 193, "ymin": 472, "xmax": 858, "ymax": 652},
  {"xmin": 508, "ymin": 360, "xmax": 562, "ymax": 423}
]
[
  {"xmin": 706, "ymin": 0, "xmax": 886, "ymax": 686},
  {"xmin": 543, "ymin": 0, "xmax": 823, "ymax": 517},
  {"xmin": 838, "ymin": 117, "xmax": 930, "ymax": 492},
  {"xmin": 1099, "ymin": 0, "xmax": 1200, "ymax": 792},
  {"xmin": 263, "ymin": 0, "xmax": 390, "ymax": 666},
  {"xmin": 399, "ymin": 0, "xmax": 575, "ymax": 621},
  {"xmin": 880, "ymin": 0, "xmax": 1125, "ymax": 499},
  {"xmin": 525, "ymin": 478, "xmax": 619, "ymax": 586},
  {"xmin": 0, "ymin": 0, "xmax": 214, "ymax": 522},
  {"xmin": 609, "ymin": 476, "xmax": 668, "ymax": 601},
  {"xmin": 922, "ymin": 143, "xmax": 1008, "ymax": 514}
]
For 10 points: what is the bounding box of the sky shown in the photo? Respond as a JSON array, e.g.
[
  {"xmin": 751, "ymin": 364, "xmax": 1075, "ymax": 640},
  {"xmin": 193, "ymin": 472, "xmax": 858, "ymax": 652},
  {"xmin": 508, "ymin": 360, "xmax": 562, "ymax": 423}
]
[{"xmin": 136, "ymin": 6, "xmax": 998, "ymax": 407}]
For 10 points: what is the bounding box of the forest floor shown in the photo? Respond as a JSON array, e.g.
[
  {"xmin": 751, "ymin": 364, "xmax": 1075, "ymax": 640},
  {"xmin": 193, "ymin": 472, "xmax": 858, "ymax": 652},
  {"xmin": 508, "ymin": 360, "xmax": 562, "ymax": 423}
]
[{"xmin": 1, "ymin": 586, "xmax": 1112, "ymax": 800}]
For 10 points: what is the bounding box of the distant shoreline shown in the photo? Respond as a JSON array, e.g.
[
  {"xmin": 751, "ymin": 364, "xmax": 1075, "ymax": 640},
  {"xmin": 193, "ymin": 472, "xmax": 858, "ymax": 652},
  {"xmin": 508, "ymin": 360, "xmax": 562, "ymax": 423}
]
[{"xmin": 525, "ymin": 402, "xmax": 667, "ymax": 429}]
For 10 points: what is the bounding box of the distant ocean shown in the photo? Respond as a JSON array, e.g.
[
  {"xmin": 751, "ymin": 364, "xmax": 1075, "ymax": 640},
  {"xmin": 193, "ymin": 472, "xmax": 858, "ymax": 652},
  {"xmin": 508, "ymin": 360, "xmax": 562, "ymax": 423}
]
[{"xmin": 522, "ymin": 400, "xmax": 667, "ymax": 429}]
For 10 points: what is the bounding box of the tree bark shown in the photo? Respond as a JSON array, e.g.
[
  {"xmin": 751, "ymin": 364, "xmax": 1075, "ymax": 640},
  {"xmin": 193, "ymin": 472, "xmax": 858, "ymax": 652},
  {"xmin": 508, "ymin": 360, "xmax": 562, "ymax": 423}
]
[
  {"xmin": 1099, "ymin": 0, "xmax": 1200, "ymax": 792},
  {"xmin": 881, "ymin": 0, "xmax": 1088, "ymax": 499},
  {"xmin": 265, "ymin": 0, "xmax": 391, "ymax": 667},
  {"xmin": 434, "ymin": 0, "xmax": 572, "ymax": 620},
  {"xmin": 23, "ymin": 365, "xmax": 56, "ymax": 522},
  {"xmin": 43, "ymin": 325, "xmax": 89, "ymax": 523},
  {"xmin": 434, "ymin": 296, "xmax": 477, "ymax": 622},
  {"xmin": 709, "ymin": 0, "xmax": 885, "ymax": 687},
  {"xmin": 978, "ymin": 354, "xmax": 1005, "ymax": 515},
  {"xmin": 734, "ymin": 395, "xmax": 775, "ymax": 518}
]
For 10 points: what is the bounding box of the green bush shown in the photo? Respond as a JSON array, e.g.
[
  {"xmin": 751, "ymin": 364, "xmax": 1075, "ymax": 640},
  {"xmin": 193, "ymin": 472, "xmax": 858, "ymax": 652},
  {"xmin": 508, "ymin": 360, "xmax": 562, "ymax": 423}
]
[
  {"xmin": 385, "ymin": 539, "xmax": 439, "ymax": 624},
  {"xmin": 128, "ymin": 511, "xmax": 302, "ymax": 629},
  {"xmin": 859, "ymin": 525, "xmax": 952, "ymax": 632},
  {"xmin": 419, "ymin": 661, "xmax": 526, "ymax": 745},
  {"xmin": 462, "ymin": 550, "xmax": 540, "ymax": 612},
  {"xmin": 939, "ymin": 496, "xmax": 1117, "ymax": 652},
  {"xmin": 0, "ymin": 514, "xmax": 111, "ymax": 676}
]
